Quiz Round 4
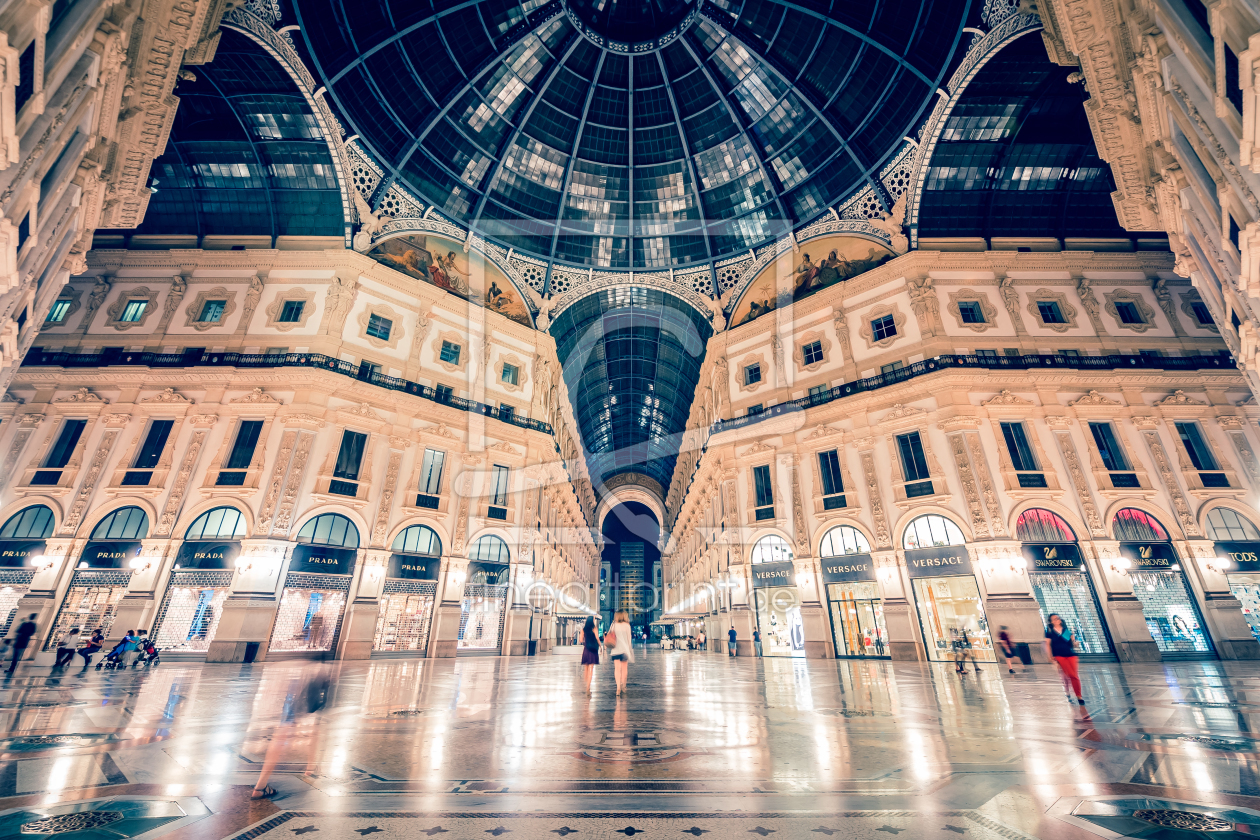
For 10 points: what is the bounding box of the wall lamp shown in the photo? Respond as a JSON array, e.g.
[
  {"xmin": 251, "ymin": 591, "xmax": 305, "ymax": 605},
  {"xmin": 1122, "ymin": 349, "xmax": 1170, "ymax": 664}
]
[
  {"xmin": 28, "ymin": 555, "xmax": 56, "ymax": 572},
  {"xmin": 128, "ymin": 557, "xmax": 152, "ymax": 572},
  {"xmin": 1109, "ymin": 558, "xmax": 1132, "ymax": 576},
  {"xmin": 1206, "ymin": 557, "xmax": 1233, "ymax": 574}
]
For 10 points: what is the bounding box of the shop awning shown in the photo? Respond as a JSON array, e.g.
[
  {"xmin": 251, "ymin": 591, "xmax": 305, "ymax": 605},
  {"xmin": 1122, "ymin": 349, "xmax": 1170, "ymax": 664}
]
[{"xmin": 652, "ymin": 614, "xmax": 705, "ymax": 624}]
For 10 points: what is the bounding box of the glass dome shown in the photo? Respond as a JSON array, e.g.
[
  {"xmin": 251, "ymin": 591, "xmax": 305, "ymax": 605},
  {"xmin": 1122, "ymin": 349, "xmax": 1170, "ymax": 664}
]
[{"xmin": 292, "ymin": 0, "xmax": 974, "ymax": 267}]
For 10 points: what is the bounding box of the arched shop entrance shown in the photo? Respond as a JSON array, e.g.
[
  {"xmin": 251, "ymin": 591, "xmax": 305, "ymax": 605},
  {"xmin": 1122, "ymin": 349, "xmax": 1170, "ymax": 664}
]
[
  {"xmin": 459, "ymin": 535, "xmax": 510, "ymax": 653},
  {"xmin": 1114, "ymin": 508, "xmax": 1214, "ymax": 659},
  {"xmin": 904, "ymin": 515, "xmax": 995, "ymax": 662},
  {"xmin": 600, "ymin": 503, "xmax": 660, "ymax": 637},
  {"xmin": 374, "ymin": 524, "xmax": 442, "ymax": 654},
  {"xmin": 152, "ymin": 506, "xmax": 244, "ymax": 654},
  {"xmin": 1206, "ymin": 507, "xmax": 1260, "ymax": 642},
  {"xmin": 1018, "ymin": 509, "xmax": 1115, "ymax": 659},
  {"xmin": 819, "ymin": 526, "xmax": 887, "ymax": 658},
  {"xmin": 0, "ymin": 505, "xmax": 52, "ymax": 636},
  {"xmin": 271, "ymin": 513, "xmax": 358, "ymax": 657},
  {"xmin": 750, "ymin": 535, "xmax": 804, "ymax": 657},
  {"xmin": 47, "ymin": 507, "xmax": 148, "ymax": 648}
]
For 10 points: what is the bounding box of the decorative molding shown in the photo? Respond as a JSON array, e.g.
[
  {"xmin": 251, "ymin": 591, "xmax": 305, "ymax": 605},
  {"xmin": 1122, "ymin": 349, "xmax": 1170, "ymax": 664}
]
[
  {"xmin": 433, "ymin": 330, "xmax": 469, "ymax": 374},
  {"xmin": 1053, "ymin": 430, "xmax": 1105, "ymax": 537},
  {"xmin": 1228, "ymin": 430, "xmax": 1260, "ymax": 489},
  {"xmin": 182, "ymin": 286, "xmax": 238, "ymax": 331},
  {"xmin": 1071, "ymin": 390, "xmax": 1121, "ymax": 406},
  {"xmin": 104, "ymin": 286, "xmax": 160, "ymax": 331},
  {"xmin": 1026, "ymin": 288, "xmax": 1078, "ymax": 332},
  {"xmin": 857, "ymin": 302, "xmax": 908, "ymax": 349},
  {"xmin": 804, "ymin": 425, "xmax": 840, "ymax": 440},
  {"xmin": 257, "ymin": 428, "xmax": 297, "ymax": 533},
  {"xmin": 1103, "ymin": 289, "xmax": 1157, "ymax": 333},
  {"xmin": 948, "ymin": 432, "xmax": 990, "ymax": 539},
  {"xmin": 1140, "ymin": 428, "xmax": 1201, "ymax": 537},
  {"xmin": 742, "ymin": 441, "xmax": 774, "ymax": 456},
  {"xmin": 946, "ymin": 289, "xmax": 999, "ymax": 332},
  {"xmin": 736, "ymin": 353, "xmax": 768, "ymax": 393},
  {"xmin": 372, "ymin": 448, "xmax": 403, "ymax": 547},
  {"xmin": 493, "ymin": 351, "xmax": 530, "ymax": 394},
  {"xmin": 788, "ymin": 455, "xmax": 809, "ymax": 552},
  {"xmin": 967, "ymin": 431, "xmax": 1006, "ymax": 537},
  {"xmin": 263, "ymin": 288, "xmax": 316, "ymax": 332},
  {"xmin": 983, "ymin": 390, "xmax": 1032, "ymax": 406},
  {"xmin": 59, "ymin": 428, "xmax": 120, "ymax": 536},
  {"xmin": 880, "ymin": 403, "xmax": 927, "ymax": 423},
  {"xmin": 339, "ymin": 403, "xmax": 386, "ymax": 423},
  {"xmin": 907, "ymin": 275, "xmax": 940, "ymax": 337},
  {"xmin": 1180, "ymin": 290, "xmax": 1218, "ymax": 332},
  {"xmin": 791, "ymin": 329, "xmax": 832, "ymax": 373},
  {"xmin": 860, "ymin": 451, "xmax": 891, "ymax": 548},
  {"xmin": 155, "ymin": 429, "xmax": 208, "ymax": 536},
  {"xmin": 1156, "ymin": 390, "xmax": 1206, "ymax": 406},
  {"xmin": 281, "ymin": 413, "xmax": 326, "ymax": 429},
  {"xmin": 231, "ymin": 388, "xmax": 280, "ymax": 404},
  {"xmin": 357, "ymin": 301, "xmax": 405, "ymax": 350},
  {"xmin": 54, "ymin": 388, "xmax": 105, "ymax": 404},
  {"xmin": 273, "ymin": 431, "xmax": 314, "ymax": 534},
  {"xmin": 139, "ymin": 388, "xmax": 190, "ymax": 404}
]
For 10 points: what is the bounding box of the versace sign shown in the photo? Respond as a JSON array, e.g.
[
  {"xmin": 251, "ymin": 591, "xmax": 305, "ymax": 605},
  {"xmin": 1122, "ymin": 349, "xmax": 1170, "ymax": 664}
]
[
  {"xmin": 1021, "ymin": 542, "xmax": 1083, "ymax": 572},
  {"xmin": 1119, "ymin": 542, "xmax": 1178, "ymax": 570},
  {"xmin": 289, "ymin": 545, "xmax": 357, "ymax": 575},
  {"xmin": 1213, "ymin": 542, "xmax": 1260, "ymax": 573},
  {"xmin": 819, "ymin": 554, "xmax": 876, "ymax": 583},
  {"xmin": 751, "ymin": 560, "xmax": 795, "ymax": 589},
  {"xmin": 904, "ymin": 546, "xmax": 972, "ymax": 578}
]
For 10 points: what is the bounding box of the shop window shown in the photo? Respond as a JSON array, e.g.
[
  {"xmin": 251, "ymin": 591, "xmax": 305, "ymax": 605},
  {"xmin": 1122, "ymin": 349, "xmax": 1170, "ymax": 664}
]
[
  {"xmin": 392, "ymin": 525, "xmax": 442, "ymax": 556},
  {"xmin": 1000, "ymin": 421, "xmax": 1046, "ymax": 487},
  {"xmin": 753, "ymin": 464, "xmax": 775, "ymax": 520},
  {"xmin": 1112, "ymin": 508, "xmax": 1169, "ymax": 541},
  {"xmin": 957, "ymin": 301, "xmax": 985, "ymax": 324},
  {"xmin": 819, "ymin": 525, "xmax": 870, "ymax": 557},
  {"xmin": 1206, "ymin": 507, "xmax": 1260, "ymax": 540},
  {"xmin": 903, "ymin": 514, "xmax": 965, "ymax": 549},
  {"xmin": 0, "ymin": 505, "xmax": 54, "ymax": 539},
  {"xmin": 366, "ymin": 313, "xmax": 392, "ymax": 340},
  {"xmin": 896, "ymin": 431, "xmax": 933, "ymax": 497},
  {"xmin": 216, "ymin": 419, "xmax": 263, "ymax": 486},
  {"xmin": 801, "ymin": 340, "xmax": 823, "ymax": 365},
  {"xmin": 91, "ymin": 507, "xmax": 150, "ymax": 541},
  {"xmin": 198, "ymin": 300, "xmax": 226, "ymax": 323},
  {"xmin": 470, "ymin": 534, "xmax": 510, "ymax": 563},
  {"xmin": 278, "ymin": 300, "xmax": 305, "ymax": 322},
  {"xmin": 817, "ymin": 449, "xmax": 845, "ymax": 509},
  {"xmin": 1036, "ymin": 301, "xmax": 1065, "ymax": 324},
  {"xmin": 871, "ymin": 314, "xmax": 897, "ymax": 341},
  {"xmin": 1115, "ymin": 301, "xmax": 1144, "ymax": 325},
  {"xmin": 119, "ymin": 300, "xmax": 148, "ymax": 322},
  {"xmin": 46, "ymin": 299, "xmax": 71, "ymax": 323},
  {"xmin": 122, "ymin": 420, "xmax": 174, "ymax": 486},
  {"xmin": 331, "ymin": 431, "xmax": 368, "ymax": 497},
  {"xmin": 184, "ymin": 507, "xmax": 247, "ymax": 540},
  {"xmin": 750, "ymin": 535, "xmax": 793, "ymax": 564},
  {"xmin": 439, "ymin": 340, "xmax": 461, "ymax": 364},
  {"xmin": 1089, "ymin": 421, "xmax": 1139, "ymax": 488},
  {"xmin": 1015, "ymin": 509, "xmax": 1075, "ymax": 542},
  {"xmin": 744, "ymin": 363, "xmax": 761, "ymax": 386},
  {"xmin": 417, "ymin": 448, "xmax": 445, "ymax": 508},
  {"xmin": 1175, "ymin": 421, "xmax": 1229, "ymax": 487},
  {"xmin": 488, "ymin": 464, "xmax": 509, "ymax": 519},
  {"xmin": 31, "ymin": 418, "xmax": 86, "ymax": 485},
  {"xmin": 296, "ymin": 513, "xmax": 360, "ymax": 548}
]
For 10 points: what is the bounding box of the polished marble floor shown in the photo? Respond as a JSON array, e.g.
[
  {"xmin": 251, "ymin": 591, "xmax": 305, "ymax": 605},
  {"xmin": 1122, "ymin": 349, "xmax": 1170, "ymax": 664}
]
[{"xmin": 3, "ymin": 648, "xmax": 1260, "ymax": 838}]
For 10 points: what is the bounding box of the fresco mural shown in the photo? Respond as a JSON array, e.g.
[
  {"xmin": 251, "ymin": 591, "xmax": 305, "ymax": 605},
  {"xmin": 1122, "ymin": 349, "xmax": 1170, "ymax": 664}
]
[
  {"xmin": 731, "ymin": 235, "xmax": 894, "ymax": 327},
  {"xmin": 368, "ymin": 234, "xmax": 532, "ymax": 326}
]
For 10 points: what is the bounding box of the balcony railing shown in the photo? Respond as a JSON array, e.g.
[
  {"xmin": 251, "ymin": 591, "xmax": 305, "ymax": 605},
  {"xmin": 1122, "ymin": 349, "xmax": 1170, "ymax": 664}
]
[
  {"xmin": 22, "ymin": 348, "xmax": 554, "ymax": 434},
  {"xmin": 711, "ymin": 352, "xmax": 1235, "ymax": 434}
]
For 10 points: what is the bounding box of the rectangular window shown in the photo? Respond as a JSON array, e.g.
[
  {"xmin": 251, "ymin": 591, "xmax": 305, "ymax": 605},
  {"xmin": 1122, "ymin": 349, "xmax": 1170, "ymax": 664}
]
[
  {"xmin": 439, "ymin": 341, "xmax": 461, "ymax": 364},
  {"xmin": 1226, "ymin": 43, "xmax": 1244, "ymax": 114},
  {"xmin": 31, "ymin": 418, "xmax": 86, "ymax": 485},
  {"xmin": 1089, "ymin": 422, "xmax": 1129, "ymax": 471},
  {"xmin": 490, "ymin": 465, "xmax": 509, "ymax": 506},
  {"xmin": 330, "ymin": 430, "xmax": 367, "ymax": 496},
  {"xmin": 198, "ymin": 300, "xmax": 226, "ymax": 323},
  {"xmin": 46, "ymin": 299, "xmax": 71, "ymax": 323},
  {"xmin": 366, "ymin": 313, "xmax": 392, "ymax": 340},
  {"xmin": 265, "ymin": 346, "xmax": 288, "ymax": 356},
  {"xmin": 278, "ymin": 300, "xmax": 305, "ymax": 322},
  {"xmin": 1231, "ymin": 214, "xmax": 1242, "ymax": 250},
  {"xmin": 897, "ymin": 431, "xmax": 931, "ymax": 482},
  {"xmin": 744, "ymin": 363, "xmax": 761, "ymax": 385},
  {"xmin": 1176, "ymin": 421, "xmax": 1220, "ymax": 470},
  {"xmin": 801, "ymin": 340, "xmax": 823, "ymax": 365},
  {"xmin": 957, "ymin": 301, "xmax": 985, "ymax": 324},
  {"xmin": 358, "ymin": 360, "xmax": 380, "ymax": 379},
  {"xmin": 502, "ymin": 363, "xmax": 519, "ymax": 385},
  {"xmin": 748, "ymin": 403, "xmax": 763, "ymax": 416},
  {"xmin": 1004, "ymin": 348, "xmax": 1021, "ymax": 357},
  {"xmin": 1061, "ymin": 349, "xmax": 1080, "ymax": 357},
  {"xmin": 808, "ymin": 384, "xmax": 828, "ymax": 399},
  {"xmin": 499, "ymin": 403, "xmax": 514, "ymax": 422},
  {"xmin": 977, "ymin": 348, "xmax": 998, "ymax": 359},
  {"xmin": 123, "ymin": 419, "xmax": 174, "ymax": 486},
  {"xmin": 1192, "ymin": 301, "xmax": 1213, "ymax": 325},
  {"xmin": 871, "ymin": 314, "xmax": 897, "ymax": 341},
  {"xmin": 881, "ymin": 361, "xmax": 904, "ymax": 375},
  {"xmin": 818, "ymin": 449, "xmax": 846, "ymax": 509},
  {"xmin": 217, "ymin": 419, "xmax": 263, "ymax": 486},
  {"xmin": 420, "ymin": 448, "xmax": 445, "ymax": 494},
  {"xmin": 435, "ymin": 383, "xmax": 453, "ymax": 401},
  {"xmin": 120, "ymin": 300, "xmax": 148, "ymax": 322},
  {"xmin": 1037, "ymin": 301, "xmax": 1064, "ymax": 324},
  {"xmin": 14, "ymin": 42, "xmax": 33, "ymax": 113},
  {"xmin": 1115, "ymin": 301, "xmax": 1144, "ymax": 324},
  {"xmin": 1000, "ymin": 422, "xmax": 1038, "ymax": 471},
  {"xmin": 753, "ymin": 464, "xmax": 774, "ymax": 519}
]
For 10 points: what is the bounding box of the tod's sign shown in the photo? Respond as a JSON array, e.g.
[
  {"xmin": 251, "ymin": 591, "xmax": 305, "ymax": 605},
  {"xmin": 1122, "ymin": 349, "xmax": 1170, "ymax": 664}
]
[{"xmin": 904, "ymin": 546, "xmax": 972, "ymax": 578}]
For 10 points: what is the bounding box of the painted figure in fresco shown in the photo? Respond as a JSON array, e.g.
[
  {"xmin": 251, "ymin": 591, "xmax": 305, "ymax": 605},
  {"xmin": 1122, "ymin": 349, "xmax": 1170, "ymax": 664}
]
[
  {"xmin": 442, "ymin": 252, "xmax": 470, "ymax": 295},
  {"xmin": 792, "ymin": 254, "xmax": 819, "ymax": 290}
]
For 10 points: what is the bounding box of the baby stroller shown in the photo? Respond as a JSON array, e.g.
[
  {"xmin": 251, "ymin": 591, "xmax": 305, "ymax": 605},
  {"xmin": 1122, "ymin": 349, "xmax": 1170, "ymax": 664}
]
[
  {"xmin": 96, "ymin": 638, "xmax": 128, "ymax": 670},
  {"xmin": 134, "ymin": 636, "xmax": 160, "ymax": 667}
]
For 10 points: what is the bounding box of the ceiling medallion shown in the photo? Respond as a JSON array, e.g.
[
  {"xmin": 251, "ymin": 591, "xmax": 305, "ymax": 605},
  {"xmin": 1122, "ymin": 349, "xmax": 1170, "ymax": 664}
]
[{"xmin": 1130, "ymin": 809, "xmax": 1232, "ymax": 831}]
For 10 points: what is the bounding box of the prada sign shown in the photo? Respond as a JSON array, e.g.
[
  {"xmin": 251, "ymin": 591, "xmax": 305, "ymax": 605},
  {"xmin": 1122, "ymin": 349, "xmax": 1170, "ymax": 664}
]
[
  {"xmin": 467, "ymin": 561, "xmax": 509, "ymax": 585},
  {"xmin": 176, "ymin": 541, "xmax": 239, "ymax": 570},
  {"xmin": 1213, "ymin": 542, "xmax": 1260, "ymax": 573},
  {"xmin": 0, "ymin": 540, "xmax": 45, "ymax": 567},
  {"xmin": 289, "ymin": 545, "xmax": 357, "ymax": 575},
  {"xmin": 79, "ymin": 541, "xmax": 142, "ymax": 569},
  {"xmin": 751, "ymin": 560, "xmax": 795, "ymax": 589},
  {"xmin": 1021, "ymin": 542, "xmax": 1083, "ymax": 572},
  {"xmin": 1119, "ymin": 542, "xmax": 1179, "ymax": 570},
  {"xmin": 820, "ymin": 554, "xmax": 875, "ymax": 583},
  {"xmin": 904, "ymin": 546, "xmax": 972, "ymax": 578},
  {"xmin": 388, "ymin": 553, "xmax": 440, "ymax": 580}
]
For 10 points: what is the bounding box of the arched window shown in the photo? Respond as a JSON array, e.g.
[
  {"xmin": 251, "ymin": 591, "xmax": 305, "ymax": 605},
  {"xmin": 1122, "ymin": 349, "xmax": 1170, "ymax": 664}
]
[
  {"xmin": 392, "ymin": 525, "xmax": 442, "ymax": 556},
  {"xmin": 184, "ymin": 507, "xmax": 247, "ymax": 541},
  {"xmin": 469, "ymin": 534, "xmax": 509, "ymax": 564},
  {"xmin": 819, "ymin": 526, "xmax": 871, "ymax": 557},
  {"xmin": 91, "ymin": 507, "xmax": 149, "ymax": 540},
  {"xmin": 902, "ymin": 515, "xmax": 965, "ymax": 549},
  {"xmin": 1205, "ymin": 507, "xmax": 1260, "ymax": 541},
  {"xmin": 295, "ymin": 513, "xmax": 360, "ymax": 548},
  {"xmin": 1015, "ymin": 509, "xmax": 1076, "ymax": 542},
  {"xmin": 0, "ymin": 505, "xmax": 54, "ymax": 539},
  {"xmin": 750, "ymin": 535, "xmax": 794, "ymax": 564},
  {"xmin": 1113, "ymin": 508, "xmax": 1169, "ymax": 542}
]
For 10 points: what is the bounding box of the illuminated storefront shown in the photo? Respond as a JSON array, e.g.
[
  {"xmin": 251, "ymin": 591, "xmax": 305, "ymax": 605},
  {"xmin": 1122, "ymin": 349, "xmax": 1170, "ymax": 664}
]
[
  {"xmin": 819, "ymin": 525, "xmax": 887, "ymax": 659},
  {"xmin": 459, "ymin": 535, "xmax": 511, "ymax": 653},
  {"xmin": 374, "ymin": 524, "xmax": 441, "ymax": 654},
  {"xmin": 1018, "ymin": 509, "xmax": 1114, "ymax": 659},
  {"xmin": 46, "ymin": 507, "xmax": 147, "ymax": 647},
  {"xmin": 270, "ymin": 513, "xmax": 357, "ymax": 656},
  {"xmin": 750, "ymin": 535, "xmax": 804, "ymax": 657},
  {"xmin": 152, "ymin": 507, "xmax": 244, "ymax": 654},
  {"xmin": 904, "ymin": 515, "xmax": 995, "ymax": 663}
]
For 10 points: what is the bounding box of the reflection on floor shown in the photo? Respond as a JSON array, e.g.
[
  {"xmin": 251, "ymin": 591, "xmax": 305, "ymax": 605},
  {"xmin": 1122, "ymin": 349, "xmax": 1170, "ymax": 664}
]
[{"xmin": 3, "ymin": 649, "xmax": 1260, "ymax": 837}]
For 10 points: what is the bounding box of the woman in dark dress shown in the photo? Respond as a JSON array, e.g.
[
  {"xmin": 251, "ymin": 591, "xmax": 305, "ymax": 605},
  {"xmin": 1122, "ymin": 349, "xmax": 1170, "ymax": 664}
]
[{"xmin": 581, "ymin": 615, "xmax": 600, "ymax": 693}]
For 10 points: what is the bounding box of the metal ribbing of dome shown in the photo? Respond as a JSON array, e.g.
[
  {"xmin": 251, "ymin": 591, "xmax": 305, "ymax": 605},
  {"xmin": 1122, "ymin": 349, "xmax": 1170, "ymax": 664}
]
[{"xmin": 292, "ymin": 0, "xmax": 973, "ymax": 269}]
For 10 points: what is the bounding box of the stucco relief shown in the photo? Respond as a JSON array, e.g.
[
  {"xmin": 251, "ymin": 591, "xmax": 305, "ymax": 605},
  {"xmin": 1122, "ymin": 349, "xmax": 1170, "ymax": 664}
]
[
  {"xmin": 104, "ymin": 287, "xmax": 160, "ymax": 331},
  {"xmin": 433, "ymin": 331, "xmax": 469, "ymax": 374},
  {"xmin": 737, "ymin": 353, "xmax": 768, "ymax": 393},
  {"xmin": 1141, "ymin": 429, "xmax": 1200, "ymax": 537},
  {"xmin": 1026, "ymin": 288, "xmax": 1078, "ymax": 333},
  {"xmin": 182, "ymin": 287, "xmax": 239, "ymax": 331},
  {"xmin": 1053, "ymin": 430, "xmax": 1105, "ymax": 537},
  {"xmin": 357, "ymin": 302, "xmax": 405, "ymax": 350},
  {"xmin": 946, "ymin": 289, "xmax": 999, "ymax": 332},
  {"xmin": 1103, "ymin": 289, "xmax": 1158, "ymax": 332},
  {"xmin": 859, "ymin": 450, "xmax": 892, "ymax": 548},
  {"xmin": 792, "ymin": 330, "xmax": 832, "ymax": 373},
  {"xmin": 264, "ymin": 289, "xmax": 317, "ymax": 332},
  {"xmin": 493, "ymin": 352, "xmax": 530, "ymax": 393},
  {"xmin": 257, "ymin": 429, "xmax": 297, "ymax": 534}
]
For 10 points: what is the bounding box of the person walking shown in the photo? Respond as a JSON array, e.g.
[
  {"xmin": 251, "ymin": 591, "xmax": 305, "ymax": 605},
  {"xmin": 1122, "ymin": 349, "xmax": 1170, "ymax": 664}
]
[
  {"xmin": 78, "ymin": 629, "xmax": 104, "ymax": 668},
  {"xmin": 697, "ymin": 629, "xmax": 706, "ymax": 651},
  {"xmin": 1044, "ymin": 613, "xmax": 1084, "ymax": 705},
  {"xmin": 998, "ymin": 626, "xmax": 1021, "ymax": 674},
  {"xmin": 753, "ymin": 629, "xmax": 763, "ymax": 657},
  {"xmin": 580, "ymin": 615, "xmax": 600, "ymax": 694},
  {"xmin": 7, "ymin": 614, "xmax": 37, "ymax": 674},
  {"xmin": 54, "ymin": 627, "xmax": 81, "ymax": 667},
  {"xmin": 728, "ymin": 626, "xmax": 737, "ymax": 657},
  {"xmin": 252, "ymin": 667, "xmax": 332, "ymax": 799},
  {"xmin": 605, "ymin": 610, "xmax": 634, "ymax": 696}
]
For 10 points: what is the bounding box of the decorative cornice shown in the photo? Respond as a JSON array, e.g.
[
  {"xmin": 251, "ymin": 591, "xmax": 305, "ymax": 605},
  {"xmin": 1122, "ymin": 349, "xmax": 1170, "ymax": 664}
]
[
  {"xmin": 1071, "ymin": 390, "xmax": 1121, "ymax": 406},
  {"xmin": 231, "ymin": 387, "xmax": 280, "ymax": 404},
  {"xmin": 982, "ymin": 390, "xmax": 1033, "ymax": 406},
  {"xmin": 54, "ymin": 388, "xmax": 105, "ymax": 404}
]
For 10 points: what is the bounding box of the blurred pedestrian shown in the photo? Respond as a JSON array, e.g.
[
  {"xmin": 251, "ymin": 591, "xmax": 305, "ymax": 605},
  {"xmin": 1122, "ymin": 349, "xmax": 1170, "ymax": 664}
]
[
  {"xmin": 1044, "ymin": 613, "xmax": 1084, "ymax": 705},
  {"xmin": 728, "ymin": 626, "xmax": 737, "ymax": 657},
  {"xmin": 54, "ymin": 626, "xmax": 80, "ymax": 667},
  {"xmin": 753, "ymin": 628, "xmax": 762, "ymax": 657},
  {"xmin": 580, "ymin": 615, "xmax": 600, "ymax": 694},
  {"xmin": 606, "ymin": 610, "xmax": 634, "ymax": 696},
  {"xmin": 697, "ymin": 629, "xmax": 706, "ymax": 651},
  {"xmin": 252, "ymin": 667, "xmax": 332, "ymax": 799},
  {"xmin": 7, "ymin": 614, "xmax": 36, "ymax": 674},
  {"xmin": 998, "ymin": 625, "xmax": 1021, "ymax": 674},
  {"xmin": 78, "ymin": 628, "xmax": 103, "ymax": 668}
]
